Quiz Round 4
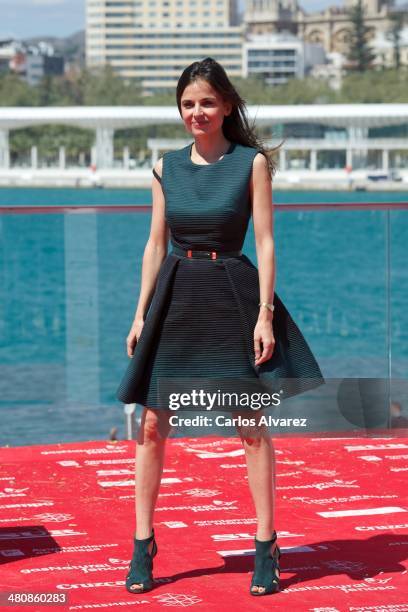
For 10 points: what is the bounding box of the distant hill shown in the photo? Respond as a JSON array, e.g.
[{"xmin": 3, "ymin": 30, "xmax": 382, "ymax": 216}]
[{"xmin": 24, "ymin": 30, "xmax": 85, "ymax": 66}]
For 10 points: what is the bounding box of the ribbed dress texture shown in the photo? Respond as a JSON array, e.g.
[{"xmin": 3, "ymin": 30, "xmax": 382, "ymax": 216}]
[{"xmin": 116, "ymin": 141, "xmax": 324, "ymax": 410}]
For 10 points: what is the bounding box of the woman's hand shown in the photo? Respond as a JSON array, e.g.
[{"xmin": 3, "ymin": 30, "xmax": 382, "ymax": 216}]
[
  {"xmin": 254, "ymin": 317, "xmax": 275, "ymax": 366},
  {"xmin": 126, "ymin": 317, "xmax": 144, "ymax": 358}
]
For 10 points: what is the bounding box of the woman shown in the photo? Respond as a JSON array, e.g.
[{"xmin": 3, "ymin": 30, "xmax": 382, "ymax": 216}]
[{"xmin": 117, "ymin": 57, "xmax": 324, "ymax": 596}]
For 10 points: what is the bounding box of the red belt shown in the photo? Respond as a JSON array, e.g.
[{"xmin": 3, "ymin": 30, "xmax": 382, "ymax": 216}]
[{"xmin": 171, "ymin": 246, "xmax": 242, "ymax": 260}]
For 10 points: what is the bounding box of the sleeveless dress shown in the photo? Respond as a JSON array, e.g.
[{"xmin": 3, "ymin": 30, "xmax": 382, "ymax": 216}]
[{"xmin": 116, "ymin": 141, "xmax": 324, "ymax": 411}]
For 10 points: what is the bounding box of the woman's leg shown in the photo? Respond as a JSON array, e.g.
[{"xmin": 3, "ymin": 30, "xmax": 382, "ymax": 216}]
[
  {"xmin": 128, "ymin": 407, "xmax": 171, "ymax": 591},
  {"xmin": 134, "ymin": 406, "xmax": 172, "ymax": 538},
  {"xmin": 236, "ymin": 410, "xmax": 278, "ymax": 594}
]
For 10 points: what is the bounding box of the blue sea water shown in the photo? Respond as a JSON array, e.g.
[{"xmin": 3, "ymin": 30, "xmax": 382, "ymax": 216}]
[
  {"xmin": 0, "ymin": 187, "xmax": 407, "ymax": 207},
  {"xmin": 0, "ymin": 188, "xmax": 407, "ymax": 446}
]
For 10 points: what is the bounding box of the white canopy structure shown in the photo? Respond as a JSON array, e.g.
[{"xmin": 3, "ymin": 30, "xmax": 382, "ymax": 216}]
[{"xmin": 0, "ymin": 104, "xmax": 407, "ymax": 169}]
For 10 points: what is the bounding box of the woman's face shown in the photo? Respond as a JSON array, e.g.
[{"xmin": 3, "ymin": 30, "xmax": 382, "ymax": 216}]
[{"xmin": 180, "ymin": 78, "xmax": 232, "ymax": 139}]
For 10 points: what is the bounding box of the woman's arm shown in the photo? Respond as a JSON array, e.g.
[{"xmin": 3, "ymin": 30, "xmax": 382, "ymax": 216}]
[
  {"xmin": 126, "ymin": 157, "xmax": 169, "ymax": 357},
  {"xmin": 250, "ymin": 152, "xmax": 276, "ymax": 366}
]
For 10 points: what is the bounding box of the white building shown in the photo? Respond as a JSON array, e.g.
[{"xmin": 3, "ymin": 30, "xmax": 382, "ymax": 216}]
[
  {"xmin": 0, "ymin": 38, "xmax": 22, "ymax": 72},
  {"xmin": 243, "ymin": 33, "xmax": 325, "ymax": 85},
  {"xmin": 309, "ymin": 52, "xmax": 345, "ymax": 91},
  {"xmin": 371, "ymin": 25, "xmax": 408, "ymax": 68}
]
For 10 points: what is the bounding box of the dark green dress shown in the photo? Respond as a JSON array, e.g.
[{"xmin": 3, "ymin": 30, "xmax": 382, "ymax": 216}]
[{"xmin": 116, "ymin": 141, "xmax": 324, "ymax": 410}]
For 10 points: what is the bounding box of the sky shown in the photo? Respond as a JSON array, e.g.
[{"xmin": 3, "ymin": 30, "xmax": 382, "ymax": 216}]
[{"xmin": 1, "ymin": 0, "xmax": 343, "ymax": 40}]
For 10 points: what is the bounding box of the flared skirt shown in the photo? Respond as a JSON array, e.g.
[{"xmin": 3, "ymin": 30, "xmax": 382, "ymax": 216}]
[{"xmin": 116, "ymin": 253, "xmax": 324, "ymax": 410}]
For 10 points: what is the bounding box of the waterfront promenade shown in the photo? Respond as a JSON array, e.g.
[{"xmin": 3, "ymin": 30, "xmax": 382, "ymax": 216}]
[{"xmin": 0, "ymin": 166, "xmax": 407, "ymax": 190}]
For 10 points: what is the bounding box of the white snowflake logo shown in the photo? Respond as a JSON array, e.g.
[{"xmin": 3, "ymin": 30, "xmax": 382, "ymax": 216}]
[
  {"xmin": 322, "ymin": 560, "xmax": 365, "ymax": 572},
  {"xmin": 153, "ymin": 592, "xmax": 203, "ymax": 606},
  {"xmin": 34, "ymin": 513, "xmax": 73, "ymax": 522},
  {"xmin": 184, "ymin": 488, "xmax": 221, "ymax": 498}
]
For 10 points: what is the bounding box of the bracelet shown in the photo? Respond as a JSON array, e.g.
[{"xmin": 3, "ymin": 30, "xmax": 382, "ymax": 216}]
[{"xmin": 259, "ymin": 302, "xmax": 275, "ymax": 312}]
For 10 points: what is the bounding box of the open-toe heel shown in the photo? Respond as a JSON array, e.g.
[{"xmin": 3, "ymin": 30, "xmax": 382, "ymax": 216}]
[
  {"xmin": 125, "ymin": 528, "xmax": 158, "ymax": 594},
  {"xmin": 250, "ymin": 530, "xmax": 281, "ymax": 596}
]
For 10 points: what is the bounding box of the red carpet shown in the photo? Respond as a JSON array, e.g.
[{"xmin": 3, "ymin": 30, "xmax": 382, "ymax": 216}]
[{"xmin": 1, "ymin": 434, "xmax": 407, "ymax": 611}]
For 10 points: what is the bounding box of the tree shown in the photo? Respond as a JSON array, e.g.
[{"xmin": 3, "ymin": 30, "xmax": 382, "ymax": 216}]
[
  {"xmin": 346, "ymin": 0, "xmax": 376, "ymax": 72},
  {"xmin": 82, "ymin": 64, "xmax": 143, "ymax": 105},
  {"xmin": 387, "ymin": 10, "xmax": 406, "ymax": 70},
  {"xmin": 0, "ymin": 73, "xmax": 40, "ymax": 106}
]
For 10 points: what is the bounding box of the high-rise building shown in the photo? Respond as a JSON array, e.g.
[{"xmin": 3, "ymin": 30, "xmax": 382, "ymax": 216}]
[{"xmin": 86, "ymin": 0, "xmax": 243, "ymax": 94}]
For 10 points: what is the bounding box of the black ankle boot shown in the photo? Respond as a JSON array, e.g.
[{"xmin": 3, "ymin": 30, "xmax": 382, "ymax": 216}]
[
  {"xmin": 125, "ymin": 528, "xmax": 158, "ymax": 594},
  {"xmin": 250, "ymin": 530, "xmax": 281, "ymax": 596}
]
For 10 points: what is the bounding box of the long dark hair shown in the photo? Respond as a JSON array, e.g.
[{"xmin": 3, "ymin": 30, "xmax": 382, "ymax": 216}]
[{"xmin": 176, "ymin": 57, "xmax": 282, "ymax": 178}]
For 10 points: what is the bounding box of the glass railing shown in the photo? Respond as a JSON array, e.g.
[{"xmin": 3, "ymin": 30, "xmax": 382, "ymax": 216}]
[{"xmin": 0, "ymin": 200, "xmax": 407, "ymax": 445}]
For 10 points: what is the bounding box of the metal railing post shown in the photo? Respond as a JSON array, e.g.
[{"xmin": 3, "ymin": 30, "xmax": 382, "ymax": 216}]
[{"xmin": 124, "ymin": 403, "xmax": 137, "ymax": 440}]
